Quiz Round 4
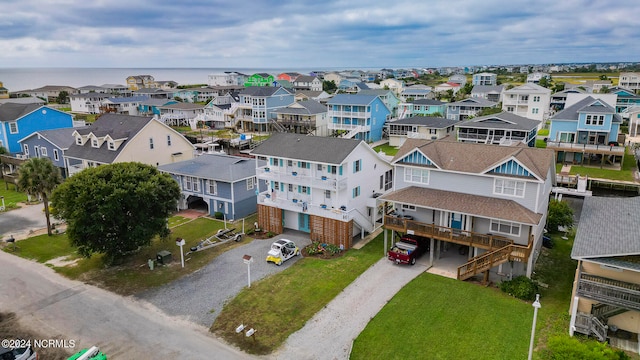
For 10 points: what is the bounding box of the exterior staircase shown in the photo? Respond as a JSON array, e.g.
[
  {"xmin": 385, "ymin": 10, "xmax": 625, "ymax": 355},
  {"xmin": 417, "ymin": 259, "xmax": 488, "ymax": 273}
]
[
  {"xmin": 457, "ymin": 242, "xmax": 530, "ymax": 281},
  {"xmin": 269, "ymin": 119, "xmax": 287, "ymax": 132},
  {"xmin": 342, "ymin": 126, "xmax": 365, "ymax": 139}
]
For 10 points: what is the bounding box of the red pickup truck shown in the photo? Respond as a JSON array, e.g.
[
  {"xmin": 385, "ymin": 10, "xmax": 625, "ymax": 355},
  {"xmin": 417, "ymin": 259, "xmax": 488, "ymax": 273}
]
[{"xmin": 387, "ymin": 234, "xmax": 430, "ymax": 265}]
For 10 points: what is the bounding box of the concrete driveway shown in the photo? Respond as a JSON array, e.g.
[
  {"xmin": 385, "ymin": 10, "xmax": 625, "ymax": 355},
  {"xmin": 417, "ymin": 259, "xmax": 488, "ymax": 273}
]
[
  {"xmin": 139, "ymin": 231, "xmax": 312, "ymax": 327},
  {"xmin": 0, "ymin": 203, "xmax": 48, "ymax": 240}
]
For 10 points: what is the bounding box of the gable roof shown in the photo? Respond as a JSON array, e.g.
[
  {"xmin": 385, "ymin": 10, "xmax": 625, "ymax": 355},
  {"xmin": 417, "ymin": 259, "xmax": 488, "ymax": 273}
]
[
  {"xmin": 295, "ymin": 75, "xmax": 317, "ymax": 83},
  {"xmin": 240, "ymin": 86, "xmax": 289, "ymax": 97},
  {"xmin": 456, "ymin": 111, "xmax": 540, "ymax": 131},
  {"xmin": 471, "ymin": 85, "xmax": 504, "ymax": 94},
  {"xmin": 503, "ymin": 83, "xmax": 551, "ymax": 94},
  {"xmin": 0, "ymin": 103, "xmax": 42, "ymax": 121},
  {"xmin": 251, "ymin": 132, "xmax": 361, "ymax": 164},
  {"xmin": 552, "ymin": 96, "xmax": 621, "ymax": 122},
  {"xmin": 391, "ymin": 116, "xmax": 457, "ymax": 129},
  {"xmin": 104, "ymin": 95, "xmax": 149, "ymax": 104},
  {"xmin": 411, "ymin": 99, "xmax": 444, "ymax": 106},
  {"xmin": 64, "ymin": 114, "xmax": 153, "ymax": 163},
  {"xmin": 447, "ymin": 97, "xmax": 497, "ymax": 107},
  {"xmin": 572, "ymin": 196, "xmax": 640, "ymax": 259},
  {"xmin": 159, "ymin": 102, "xmax": 204, "ymax": 110},
  {"xmin": 159, "ymin": 154, "xmax": 265, "ymax": 182},
  {"xmin": 392, "ymin": 138, "xmax": 554, "ymax": 181}
]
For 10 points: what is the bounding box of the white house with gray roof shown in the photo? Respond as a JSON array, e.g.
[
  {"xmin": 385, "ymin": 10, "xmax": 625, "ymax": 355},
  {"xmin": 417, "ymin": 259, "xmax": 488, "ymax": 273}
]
[
  {"xmin": 252, "ymin": 133, "xmax": 393, "ymax": 249},
  {"xmin": 159, "ymin": 154, "xmax": 265, "ymax": 220},
  {"xmin": 445, "ymin": 97, "xmax": 498, "ymax": 121},
  {"xmin": 455, "ymin": 111, "xmax": 540, "ymax": 147},
  {"xmin": 502, "ymin": 83, "xmax": 551, "ymax": 124},
  {"xmin": 471, "ymin": 85, "xmax": 504, "ymax": 103},
  {"xmin": 273, "ymin": 100, "xmax": 329, "ymax": 136},
  {"xmin": 387, "ymin": 116, "xmax": 457, "ymax": 147},
  {"xmin": 569, "ymin": 196, "xmax": 640, "ymax": 353},
  {"xmin": 69, "ymin": 93, "xmax": 111, "ymax": 114},
  {"xmin": 380, "ymin": 138, "xmax": 555, "ymax": 281}
]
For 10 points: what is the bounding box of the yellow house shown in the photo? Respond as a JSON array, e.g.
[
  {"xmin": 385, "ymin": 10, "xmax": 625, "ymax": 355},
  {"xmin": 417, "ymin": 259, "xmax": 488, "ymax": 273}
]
[
  {"xmin": 64, "ymin": 113, "xmax": 195, "ymax": 176},
  {"xmin": 569, "ymin": 196, "xmax": 640, "ymax": 354}
]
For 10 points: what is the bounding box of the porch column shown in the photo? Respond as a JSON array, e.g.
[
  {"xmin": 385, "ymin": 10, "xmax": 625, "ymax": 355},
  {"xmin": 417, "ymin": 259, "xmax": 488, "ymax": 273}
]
[
  {"xmin": 429, "ymin": 238, "xmax": 435, "ymax": 266},
  {"xmin": 383, "ymin": 228, "xmax": 387, "ymax": 257},
  {"xmin": 569, "ymin": 296, "xmax": 579, "ymax": 336}
]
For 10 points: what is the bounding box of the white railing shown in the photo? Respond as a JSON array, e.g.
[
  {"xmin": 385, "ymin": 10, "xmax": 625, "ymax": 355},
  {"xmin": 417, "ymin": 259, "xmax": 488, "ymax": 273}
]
[
  {"xmin": 407, "ymin": 131, "xmax": 428, "ymax": 139},
  {"xmin": 258, "ymin": 167, "xmax": 347, "ymax": 191},
  {"xmin": 328, "ymin": 110, "xmax": 367, "ymax": 117},
  {"xmin": 546, "ymin": 141, "xmax": 625, "ymax": 154}
]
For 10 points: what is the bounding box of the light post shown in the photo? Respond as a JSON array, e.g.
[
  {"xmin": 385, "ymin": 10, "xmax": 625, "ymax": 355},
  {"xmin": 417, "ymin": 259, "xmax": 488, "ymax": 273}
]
[
  {"xmin": 176, "ymin": 237, "xmax": 185, "ymax": 268},
  {"xmin": 0, "ymin": 196, "xmax": 5, "ymax": 211},
  {"xmin": 528, "ymin": 294, "xmax": 541, "ymax": 360},
  {"xmin": 243, "ymin": 254, "xmax": 253, "ymax": 288}
]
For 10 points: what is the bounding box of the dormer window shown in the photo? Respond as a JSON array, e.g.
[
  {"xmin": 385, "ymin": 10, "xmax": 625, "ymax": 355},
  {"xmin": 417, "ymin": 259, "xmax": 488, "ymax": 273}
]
[
  {"xmin": 108, "ymin": 141, "xmax": 115, "ymax": 150},
  {"xmin": 76, "ymin": 136, "xmax": 83, "ymax": 145},
  {"xmin": 91, "ymin": 138, "xmax": 99, "ymax": 148}
]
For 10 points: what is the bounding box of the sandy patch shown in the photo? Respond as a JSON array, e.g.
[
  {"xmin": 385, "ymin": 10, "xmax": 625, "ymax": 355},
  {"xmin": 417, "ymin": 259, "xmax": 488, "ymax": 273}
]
[{"xmin": 45, "ymin": 256, "xmax": 80, "ymax": 267}]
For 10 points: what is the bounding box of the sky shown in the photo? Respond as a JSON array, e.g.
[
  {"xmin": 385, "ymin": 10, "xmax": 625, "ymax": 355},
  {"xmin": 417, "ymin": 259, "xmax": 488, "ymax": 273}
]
[{"xmin": 0, "ymin": 0, "xmax": 638, "ymax": 69}]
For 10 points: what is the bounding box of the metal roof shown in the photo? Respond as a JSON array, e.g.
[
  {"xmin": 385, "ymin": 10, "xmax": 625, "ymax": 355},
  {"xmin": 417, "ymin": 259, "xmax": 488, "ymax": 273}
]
[{"xmin": 159, "ymin": 154, "xmax": 265, "ymax": 182}]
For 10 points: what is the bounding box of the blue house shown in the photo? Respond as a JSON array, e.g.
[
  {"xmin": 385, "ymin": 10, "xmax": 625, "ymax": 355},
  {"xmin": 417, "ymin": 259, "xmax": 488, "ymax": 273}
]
[
  {"xmin": 547, "ymin": 96, "xmax": 624, "ymax": 166},
  {"xmin": 236, "ymin": 86, "xmax": 295, "ymax": 132},
  {"xmin": 327, "ymin": 94, "xmax": 391, "ymax": 142},
  {"xmin": 158, "ymin": 154, "xmax": 266, "ymax": 220},
  {"xmin": 18, "ymin": 127, "xmax": 80, "ymax": 178},
  {"xmin": 0, "ymin": 103, "xmax": 73, "ymax": 154},
  {"xmin": 609, "ymin": 87, "xmax": 640, "ymax": 113}
]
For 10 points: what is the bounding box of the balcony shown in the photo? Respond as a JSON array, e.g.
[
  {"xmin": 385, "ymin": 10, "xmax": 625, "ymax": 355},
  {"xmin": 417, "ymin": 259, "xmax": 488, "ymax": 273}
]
[
  {"xmin": 257, "ymin": 166, "xmax": 347, "ymax": 191},
  {"xmin": 258, "ymin": 191, "xmax": 349, "ymax": 222},
  {"xmin": 577, "ymin": 273, "xmax": 640, "ymax": 312},
  {"xmin": 328, "ymin": 110, "xmax": 367, "ymax": 118},
  {"xmin": 546, "ymin": 141, "xmax": 625, "ymax": 155}
]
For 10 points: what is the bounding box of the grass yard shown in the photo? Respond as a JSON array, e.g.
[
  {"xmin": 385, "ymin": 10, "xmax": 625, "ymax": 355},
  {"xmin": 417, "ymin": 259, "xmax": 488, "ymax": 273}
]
[
  {"xmin": 351, "ymin": 274, "xmax": 535, "ymax": 360},
  {"xmin": 536, "ymin": 139, "xmax": 547, "ymax": 148},
  {"xmin": 373, "ymin": 143, "xmax": 399, "ymax": 156},
  {"xmin": 4, "ymin": 216, "xmax": 249, "ymax": 295},
  {"xmin": 565, "ymin": 151, "xmax": 636, "ymax": 182},
  {"xmin": 0, "ymin": 180, "xmax": 28, "ymax": 210},
  {"xmin": 211, "ymin": 234, "xmax": 385, "ymax": 355}
]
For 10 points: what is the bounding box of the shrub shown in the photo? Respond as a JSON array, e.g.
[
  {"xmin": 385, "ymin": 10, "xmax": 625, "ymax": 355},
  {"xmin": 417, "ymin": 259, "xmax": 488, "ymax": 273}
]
[
  {"xmin": 547, "ymin": 199, "xmax": 574, "ymax": 232},
  {"xmin": 541, "ymin": 334, "xmax": 630, "ymax": 360},
  {"xmin": 499, "ymin": 276, "xmax": 539, "ymax": 301},
  {"xmin": 214, "ymin": 211, "xmax": 224, "ymax": 219}
]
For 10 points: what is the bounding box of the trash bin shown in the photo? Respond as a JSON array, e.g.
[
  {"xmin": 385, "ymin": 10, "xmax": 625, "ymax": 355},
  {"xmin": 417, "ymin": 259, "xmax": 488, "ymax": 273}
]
[{"xmin": 156, "ymin": 250, "xmax": 172, "ymax": 265}]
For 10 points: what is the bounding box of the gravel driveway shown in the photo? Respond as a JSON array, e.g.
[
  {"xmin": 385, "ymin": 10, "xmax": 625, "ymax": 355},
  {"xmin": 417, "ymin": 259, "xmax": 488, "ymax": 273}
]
[{"xmin": 139, "ymin": 231, "xmax": 312, "ymax": 328}]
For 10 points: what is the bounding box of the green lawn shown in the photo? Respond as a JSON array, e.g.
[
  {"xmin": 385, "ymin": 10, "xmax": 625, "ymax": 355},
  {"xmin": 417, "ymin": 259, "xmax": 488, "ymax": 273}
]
[
  {"xmin": 0, "ymin": 180, "xmax": 27, "ymax": 210},
  {"xmin": 538, "ymin": 128, "xmax": 550, "ymax": 136},
  {"xmin": 373, "ymin": 144, "xmax": 399, "ymax": 156},
  {"xmin": 536, "ymin": 139, "xmax": 547, "ymax": 148},
  {"xmin": 211, "ymin": 234, "xmax": 385, "ymax": 355},
  {"xmin": 565, "ymin": 152, "xmax": 636, "ymax": 182},
  {"xmin": 5, "ymin": 216, "xmax": 249, "ymax": 295},
  {"xmin": 351, "ymin": 274, "xmax": 535, "ymax": 360}
]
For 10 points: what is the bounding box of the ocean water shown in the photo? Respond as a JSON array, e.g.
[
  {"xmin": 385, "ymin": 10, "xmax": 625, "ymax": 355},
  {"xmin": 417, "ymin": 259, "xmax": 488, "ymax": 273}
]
[{"xmin": 0, "ymin": 67, "xmax": 351, "ymax": 91}]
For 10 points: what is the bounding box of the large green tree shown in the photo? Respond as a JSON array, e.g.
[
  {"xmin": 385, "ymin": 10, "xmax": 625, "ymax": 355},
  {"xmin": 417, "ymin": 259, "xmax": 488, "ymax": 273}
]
[
  {"xmin": 546, "ymin": 199, "xmax": 574, "ymax": 232},
  {"xmin": 51, "ymin": 162, "xmax": 180, "ymax": 263},
  {"xmin": 17, "ymin": 157, "xmax": 62, "ymax": 235}
]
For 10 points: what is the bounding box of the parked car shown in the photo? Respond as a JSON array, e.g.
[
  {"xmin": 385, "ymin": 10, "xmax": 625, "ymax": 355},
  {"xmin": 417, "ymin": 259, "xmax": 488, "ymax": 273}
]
[
  {"xmin": 266, "ymin": 239, "xmax": 300, "ymax": 266},
  {"xmin": 387, "ymin": 234, "xmax": 430, "ymax": 265},
  {"xmin": 0, "ymin": 345, "xmax": 37, "ymax": 360}
]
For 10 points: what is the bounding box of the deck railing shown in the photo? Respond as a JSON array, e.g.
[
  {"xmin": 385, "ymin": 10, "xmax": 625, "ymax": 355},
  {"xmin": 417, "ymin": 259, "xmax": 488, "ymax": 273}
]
[{"xmin": 577, "ymin": 273, "xmax": 640, "ymax": 312}]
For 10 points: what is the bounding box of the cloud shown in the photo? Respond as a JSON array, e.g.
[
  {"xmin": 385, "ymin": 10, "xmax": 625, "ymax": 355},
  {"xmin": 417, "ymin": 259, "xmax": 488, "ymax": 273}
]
[{"xmin": 0, "ymin": 0, "xmax": 638, "ymax": 68}]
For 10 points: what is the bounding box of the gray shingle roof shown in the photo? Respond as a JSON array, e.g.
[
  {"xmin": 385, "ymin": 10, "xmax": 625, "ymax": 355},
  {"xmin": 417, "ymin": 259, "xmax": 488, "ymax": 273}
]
[
  {"xmin": 411, "ymin": 99, "xmax": 444, "ymax": 106},
  {"xmin": 392, "ymin": 116, "xmax": 457, "ymax": 129},
  {"xmin": 552, "ymin": 96, "xmax": 622, "ymax": 123},
  {"xmin": 104, "ymin": 95, "xmax": 149, "ymax": 104},
  {"xmin": 31, "ymin": 127, "xmax": 81, "ymax": 149},
  {"xmin": 251, "ymin": 132, "xmax": 362, "ymax": 164},
  {"xmin": 159, "ymin": 103, "xmax": 204, "ymax": 110},
  {"xmin": 64, "ymin": 114, "xmax": 153, "ymax": 163},
  {"xmin": 571, "ymin": 196, "xmax": 640, "ymax": 259},
  {"xmin": 327, "ymin": 94, "xmax": 379, "ymax": 105},
  {"xmin": 471, "ymin": 85, "xmax": 504, "ymax": 93},
  {"xmin": 0, "ymin": 103, "xmax": 42, "ymax": 121},
  {"xmin": 272, "ymin": 100, "xmax": 327, "ymax": 115},
  {"xmin": 158, "ymin": 154, "xmax": 265, "ymax": 182},
  {"xmin": 240, "ymin": 87, "xmax": 288, "ymax": 97},
  {"xmin": 447, "ymin": 97, "xmax": 497, "ymax": 107},
  {"xmin": 456, "ymin": 111, "xmax": 540, "ymax": 131}
]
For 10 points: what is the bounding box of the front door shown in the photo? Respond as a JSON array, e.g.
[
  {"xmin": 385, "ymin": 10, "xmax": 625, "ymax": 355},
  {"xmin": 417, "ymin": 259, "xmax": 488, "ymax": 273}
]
[
  {"xmin": 450, "ymin": 213, "xmax": 463, "ymax": 230},
  {"xmin": 299, "ymin": 213, "xmax": 310, "ymax": 233}
]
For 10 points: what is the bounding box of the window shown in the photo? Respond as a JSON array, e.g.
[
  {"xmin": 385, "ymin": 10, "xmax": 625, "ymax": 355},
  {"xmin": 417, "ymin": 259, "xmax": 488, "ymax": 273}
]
[
  {"xmin": 149, "ymin": 138, "xmax": 154, "ymax": 149},
  {"xmin": 247, "ymin": 177, "xmax": 255, "ymax": 190},
  {"xmin": 317, "ymin": 164, "xmax": 323, "ymax": 171},
  {"xmin": 208, "ymin": 180, "xmax": 217, "ymax": 194},
  {"xmin": 53, "ymin": 149, "xmax": 59, "ymax": 161},
  {"xmin": 108, "ymin": 141, "xmax": 115, "ymax": 150},
  {"xmin": 533, "ymin": 96, "xmax": 540, "ymax": 102},
  {"xmin": 401, "ymin": 204, "xmax": 416, "ymax": 211},
  {"xmin": 380, "ymin": 169, "xmax": 393, "ymax": 190},
  {"xmin": 41, "ymin": 147, "xmax": 48, "ymax": 156},
  {"xmin": 494, "ymin": 178, "xmax": 525, "ymax": 197},
  {"xmin": 23, "ymin": 144, "xmax": 29, "ymax": 155},
  {"xmin": 192, "ymin": 177, "xmax": 199, "ymax": 192},
  {"xmin": 9, "ymin": 122, "xmax": 18, "ymax": 134},
  {"xmin": 325, "ymin": 190, "xmax": 331, "ymax": 199},
  {"xmin": 532, "ymin": 108, "xmax": 539, "ymax": 114},
  {"xmin": 287, "ymin": 160, "xmax": 293, "ymax": 167},
  {"xmin": 429, "ymin": 128, "xmax": 438, "ymax": 135},
  {"xmin": 353, "ymin": 159, "xmax": 362, "ymax": 173},
  {"xmin": 404, "ymin": 168, "xmax": 429, "ymax": 184},
  {"xmin": 185, "ymin": 176, "xmax": 192, "ymax": 190},
  {"xmin": 91, "ymin": 138, "xmax": 99, "ymax": 148},
  {"xmin": 76, "ymin": 136, "xmax": 83, "ymax": 145},
  {"xmin": 507, "ymin": 106, "xmax": 514, "ymax": 112},
  {"xmin": 490, "ymin": 220, "xmax": 521, "ymax": 236},
  {"xmin": 352, "ymin": 186, "xmax": 360, "ymax": 198},
  {"xmin": 300, "ymin": 185, "xmax": 309, "ymax": 194},
  {"xmin": 167, "ymin": 135, "xmax": 172, "ymax": 146}
]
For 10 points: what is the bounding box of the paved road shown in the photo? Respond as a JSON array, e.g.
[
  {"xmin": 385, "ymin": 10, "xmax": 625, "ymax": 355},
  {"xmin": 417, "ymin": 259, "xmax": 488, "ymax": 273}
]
[
  {"xmin": 139, "ymin": 232, "xmax": 312, "ymax": 327},
  {"xmin": 0, "ymin": 249, "xmax": 252, "ymax": 360},
  {"xmin": 0, "ymin": 203, "xmax": 48, "ymax": 240}
]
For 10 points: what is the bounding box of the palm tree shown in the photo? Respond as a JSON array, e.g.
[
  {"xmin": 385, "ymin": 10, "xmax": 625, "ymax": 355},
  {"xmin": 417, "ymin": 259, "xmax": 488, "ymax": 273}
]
[{"xmin": 17, "ymin": 157, "xmax": 62, "ymax": 236}]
